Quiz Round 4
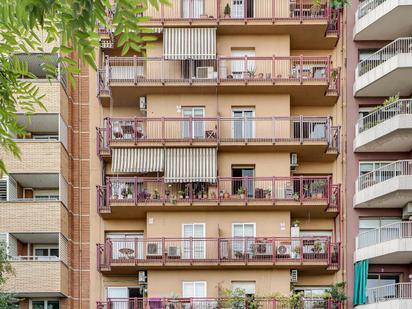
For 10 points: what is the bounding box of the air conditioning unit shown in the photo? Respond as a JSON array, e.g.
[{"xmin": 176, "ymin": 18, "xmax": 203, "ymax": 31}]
[
  {"xmin": 168, "ymin": 246, "xmax": 180, "ymax": 257},
  {"xmin": 254, "ymin": 243, "xmax": 271, "ymax": 255},
  {"xmin": 196, "ymin": 66, "xmax": 213, "ymax": 79},
  {"xmin": 276, "ymin": 244, "xmax": 291, "ymax": 256},
  {"xmin": 139, "ymin": 96, "xmax": 147, "ymax": 110},
  {"xmin": 138, "ymin": 271, "xmax": 147, "ymax": 284},
  {"xmin": 147, "ymin": 243, "xmax": 160, "ymax": 256},
  {"xmin": 290, "ymin": 269, "xmax": 298, "ymax": 283},
  {"xmin": 290, "ymin": 153, "xmax": 298, "ymax": 171}
]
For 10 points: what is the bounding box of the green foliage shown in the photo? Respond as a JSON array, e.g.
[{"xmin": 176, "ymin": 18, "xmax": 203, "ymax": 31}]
[
  {"xmin": 330, "ymin": 0, "xmax": 350, "ymax": 9},
  {"xmin": 224, "ymin": 3, "xmax": 231, "ymax": 16},
  {"xmin": 0, "ymin": 0, "xmax": 168, "ymax": 174},
  {"xmin": 0, "ymin": 242, "xmax": 18, "ymax": 308},
  {"xmin": 383, "ymin": 93, "xmax": 399, "ymax": 107},
  {"xmin": 324, "ymin": 281, "xmax": 347, "ymax": 302},
  {"xmin": 219, "ymin": 288, "xmax": 261, "ymax": 309}
]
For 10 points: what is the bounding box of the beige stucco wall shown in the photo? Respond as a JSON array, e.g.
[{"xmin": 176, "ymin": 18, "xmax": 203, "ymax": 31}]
[
  {"xmin": 147, "ymin": 269, "xmax": 291, "ymax": 297},
  {"xmin": 0, "ymin": 201, "xmax": 69, "ymax": 237},
  {"xmin": 4, "ymin": 261, "xmax": 68, "ymax": 296},
  {"xmin": 145, "ymin": 211, "xmax": 291, "ymax": 238}
]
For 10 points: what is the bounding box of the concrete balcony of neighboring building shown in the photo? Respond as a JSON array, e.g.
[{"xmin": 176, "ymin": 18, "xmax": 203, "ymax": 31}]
[
  {"xmin": 355, "ymin": 221, "xmax": 412, "ymax": 263},
  {"xmin": 96, "ymin": 176, "xmax": 340, "ymax": 218},
  {"xmin": 354, "ymin": 99, "xmax": 412, "ymax": 152},
  {"xmin": 1, "ymin": 232, "xmax": 69, "ymax": 297},
  {"xmin": 354, "ymin": 38, "xmax": 412, "ymax": 97},
  {"xmin": 97, "ymin": 236, "xmax": 340, "ymax": 273},
  {"xmin": 354, "ymin": 0, "xmax": 412, "ymax": 40},
  {"xmin": 98, "ymin": 0, "xmax": 341, "ymax": 49},
  {"xmin": 96, "ymin": 297, "xmax": 342, "ymax": 309},
  {"xmin": 354, "ymin": 160, "xmax": 412, "ymax": 208},
  {"xmin": 97, "ymin": 116, "xmax": 340, "ymax": 160},
  {"xmin": 356, "ymin": 283, "xmax": 412, "ymax": 309},
  {"xmin": 97, "ymin": 56, "xmax": 341, "ymax": 105}
]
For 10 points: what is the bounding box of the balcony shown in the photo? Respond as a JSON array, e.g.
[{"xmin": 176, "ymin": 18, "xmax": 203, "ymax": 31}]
[
  {"xmin": 97, "ymin": 176, "xmax": 340, "ymax": 216},
  {"xmin": 97, "ymin": 116, "xmax": 340, "ymax": 158},
  {"xmin": 354, "ymin": 38, "xmax": 412, "ymax": 97},
  {"xmin": 99, "ymin": 0, "xmax": 340, "ymax": 49},
  {"xmin": 354, "ymin": 160, "xmax": 412, "ymax": 208},
  {"xmin": 97, "ymin": 236, "xmax": 340, "ymax": 271},
  {"xmin": 355, "ymin": 221, "xmax": 412, "ymax": 263},
  {"xmin": 98, "ymin": 56, "xmax": 340, "ymax": 103},
  {"xmin": 2, "ymin": 233, "xmax": 68, "ymax": 297},
  {"xmin": 96, "ymin": 297, "xmax": 342, "ymax": 309},
  {"xmin": 354, "ymin": 99, "xmax": 412, "ymax": 152},
  {"xmin": 354, "ymin": 0, "xmax": 412, "ymax": 40},
  {"xmin": 356, "ymin": 283, "xmax": 412, "ymax": 308}
]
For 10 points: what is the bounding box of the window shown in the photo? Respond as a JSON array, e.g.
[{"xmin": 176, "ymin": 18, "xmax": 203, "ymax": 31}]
[
  {"xmin": 294, "ymin": 286, "xmax": 329, "ymax": 298},
  {"xmin": 232, "ymin": 223, "xmax": 256, "ymax": 257},
  {"xmin": 359, "ymin": 161, "xmax": 397, "ymax": 186},
  {"xmin": 231, "ymin": 0, "xmax": 255, "ymax": 18},
  {"xmin": 359, "ymin": 217, "xmax": 402, "ymax": 233},
  {"xmin": 34, "ymin": 246, "xmax": 59, "ymax": 260},
  {"xmin": 31, "ymin": 300, "xmax": 59, "ymax": 309},
  {"xmin": 106, "ymin": 233, "xmax": 144, "ymax": 260},
  {"xmin": 182, "ymin": 107, "xmax": 205, "ymax": 139},
  {"xmin": 231, "ymin": 281, "xmax": 256, "ymax": 296},
  {"xmin": 232, "ymin": 167, "xmax": 255, "ymax": 197},
  {"xmin": 367, "ymin": 274, "xmax": 400, "ymax": 303},
  {"xmin": 182, "ymin": 0, "xmax": 204, "ymax": 18},
  {"xmin": 231, "ymin": 49, "xmax": 256, "ymax": 79},
  {"xmin": 232, "ymin": 108, "xmax": 255, "ymax": 139},
  {"xmin": 182, "ymin": 281, "xmax": 207, "ymax": 298},
  {"xmin": 107, "ymin": 287, "xmax": 144, "ymax": 309},
  {"xmin": 182, "ymin": 224, "xmax": 206, "ymax": 259}
]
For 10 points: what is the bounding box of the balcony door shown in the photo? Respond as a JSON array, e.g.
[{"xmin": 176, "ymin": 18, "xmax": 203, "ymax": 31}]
[
  {"xmin": 232, "ymin": 109, "xmax": 255, "ymax": 139},
  {"xmin": 182, "ymin": 0, "xmax": 204, "ymax": 18},
  {"xmin": 232, "ymin": 167, "xmax": 254, "ymax": 197},
  {"xmin": 232, "ymin": 223, "xmax": 256, "ymax": 257},
  {"xmin": 359, "ymin": 161, "xmax": 393, "ymax": 185},
  {"xmin": 107, "ymin": 233, "xmax": 144, "ymax": 260},
  {"xmin": 366, "ymin": 274, "xmax": 400, "ymax": 303},
  {"xmin": 182, "ymin": 107, "xmax": 205, "ymax": 139},
  {"xmin": 182, "ymin": 223, "xmax": 206, "ymax": 259},
  {"xmin": 231, "ymin": 0, "xmax": 255, "ymax": 18},
  {"xmin": 107, "ymin": 287, "xmax": 144, "ymax": 309},
  {"xmin": 231, "ymin": 49, "xmax": 256, "ymax": 79}
]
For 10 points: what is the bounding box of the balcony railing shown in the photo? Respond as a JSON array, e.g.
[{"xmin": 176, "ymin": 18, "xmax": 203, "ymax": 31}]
[
  {"xmin": 366, "ymin": 283, "xmax": 412, "ymax": 304},
  {"xmin": 357, "ymin": 221, "xmax": 412, "ymax": 249},
  {"xmin": 96, "ymin": 176, "xmax": 340, "ymax": 213},
  {"xmin": 356, "ymin": 99, "xmax": 412, "ymax": 134},
  {"xmin": 356, "ymin": 160, "xmax": 412, "ymax": 191},
  {"xmin": 97, "ymin": 237, "xmax": 340, "ymax": 270},
  {"xmin": 97, "ymin": 116, "xmax": 340, "ymax": 152},
  {"xmin": 96, "ymin": 297, "xmax": 342, "ymax": 309},
  {"xmin": 99, "ymin": 56, "xmax": 338, "ymax": 89},
  {"xmin": 356, "ymin": 38, "xmax": 412, "ymax": 77},
  {"xmin": 356, "ymin": 0, "xmax": 387, "ymax": 20}
]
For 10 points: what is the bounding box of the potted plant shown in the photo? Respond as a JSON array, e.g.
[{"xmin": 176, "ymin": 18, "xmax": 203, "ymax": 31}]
[
  {"xmin": 264, "ymin": 189, "xmax": 271, "ymax": 199},
  {"xmin": 312, "ymin": 180, "xmax": 325, "ymax": 199},
  {"xmin": 223, "ymin": 191, "xmax": 230, "ymax": 199},
  {"xmin": 234, "ymin": 250, "xmax": 243, "ymax": 258},
  {"xmin": 170, "ymin": 195, "xmax": 177, "ymax": 205},
  {"xmin": 292, "ymin": 192, "xmax": 300, "ymax": 201},
  {"xmin": 178, "ymin": 190, "xmax": 184, "ymax": 200},
  {"xmin": 237, "ymin": 187, "xmax": 246, "ymax": 199},
  {"xmin": 292, "ymin": 220, "xmax": 300, "ymax": 227},
  {"xmin": 312, "ymin": 240, "xmax": 324, "ymax": 256},
  {"xmin": 153, "ymin": 189, "xmax": 160, "ymax": 200},
  {"xmin": 324, "ymin": 282, "xmax": 347, "ymax": 309},
  {"xmin": 310, "ymin": 0, "xmax": 322, "ymax": 16},
  {"xmin": 202, "ymin": 189, "xmax": 208, "ymax": 199},
  {"xmin": 127, "ymin": 187, "xmax": 133, "ymax": 199},
  {"xmin": 224, "ymin": 3, "xmax": 231, "ymax": 18}
]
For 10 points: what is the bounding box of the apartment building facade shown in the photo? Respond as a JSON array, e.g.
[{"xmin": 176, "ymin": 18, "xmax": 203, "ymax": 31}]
[
  {"xmin": 92, "ymin": 1, "xmax": 345, "ymax": 308},
  {"xmin": 0, "ymin": 35, "xmax": 91, "ymax": 308},
  {"xmin": 347, "ymin": 0, "xmax": 412, "ymax": 307}
]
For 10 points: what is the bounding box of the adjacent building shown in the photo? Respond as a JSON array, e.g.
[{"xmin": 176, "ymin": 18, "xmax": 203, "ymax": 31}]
[{"xmin": 347, "ymin": 0, "xmax": 412, "ymax": 307}]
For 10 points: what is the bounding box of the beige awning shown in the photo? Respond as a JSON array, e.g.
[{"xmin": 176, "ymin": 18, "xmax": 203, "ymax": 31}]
[
  {"xmin": 163, "ymin": 28, "xmax": 216, "ymax": 60},
  {"xmin": 112, "ymin": 148, "xmax": 164, "ymax": 173},
  {"xmin": 165, "ymin": 148, "xmax": 217, "ymax": 183}
]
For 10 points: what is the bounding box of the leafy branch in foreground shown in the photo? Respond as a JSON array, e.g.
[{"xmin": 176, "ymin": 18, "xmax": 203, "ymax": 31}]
[
  {"xmin": 0, "ymin": 241, "xmax": 17, "ymax": 308},
  {"xmin": 0, "ymin": 0, "xmax": 168, "ymax": 174}
]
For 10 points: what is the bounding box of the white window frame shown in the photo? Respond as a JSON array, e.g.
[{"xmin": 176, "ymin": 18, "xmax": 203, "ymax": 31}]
[
  {"xmin": 231, "ymin": 49, "xmax": 256, "ymax": 79},
  {"xmin": 181, "ymin": 107, "xmax": 205, "ymax": 139},
  {"xmin": 30, "ymin": 299, "xmax": 60, "ymax": 309},
  {"xmin": 106, "ymin": 232, "xmax": 144, "ymax": 260},
  {"xmin": 231, "ymin": 281, "xmax": 256, "ymax": 295},
  {"xmin": 232, "ymin": 223, "xmax": 256, "ymax": 257},
  {"xmin": 358, "ymin": 161, "xmax": 393, "ymax": 176},
  {"xmin": 182, "ymin": 223, "xmax": 206, "ymax": 259},
  {"xmin": 106, "ymin": 286, "xmax": 142, "ymax": 299},
  {"xmin": 232, "ymin": 223, "xmax": 256, "ymax": 237},
  {"xmin": 33, "ymin": 245, "xmax": 59, "ymax": 260},
  {"xmin": 231, "ymin": 108, "xmax": 256, "ymax": 139},
  {"xmin": 182, "ymin": 281, "xmax": 207, "ymax": 298}
]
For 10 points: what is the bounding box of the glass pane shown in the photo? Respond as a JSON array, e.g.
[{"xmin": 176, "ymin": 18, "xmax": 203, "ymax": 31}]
[
  {"xmin": 233, "ymin": 224, "xmax": 243, "ymax": 237},
  {"xmin": 193, "ymin": 224, "xmax": 204, "ymax": 237},
  {"xmin": 50, "ymin": 248, "xmax": 59, "ymax": 257},
  {"xmin": 48, "ymin": 301, "xmax": 60, "ymax": 309},
  {"xmin": 194, "ymin": 282, "xmax": 206, "ymax": 297},
  {"xmin": 183, "ymin": 225, "xmax": 194, "ymax": 237},
  {"xmin": 183, "ymin": 282, "xmax": 194, "ymax": 297},
  {"xmin": 359, "ymin": 219, "xmax": 380, "ymax": 229},
  {"xmin": 32, "ymin": 301, "xmax": 45, "ymax": 309},
  {"xmin": 35, "ymin": 249, "xmax": 49, "ymax": 256},
  {"xmin": 244, "ymin": 224, "xmax": 255, "ymax": 237},
  {"xmin": 360, "ymin": 163, "xmax": 374, "ymax": 175}
]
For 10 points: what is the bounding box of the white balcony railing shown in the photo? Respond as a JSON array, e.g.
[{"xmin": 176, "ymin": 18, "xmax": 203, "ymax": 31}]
[
  {"xmin": 356, "ymin": 0, "xmax": 387, "ymax": 19},
  {"xmin": 356, "ymin": 160, "xmax": 412, "ymax": 191},
  {"xmin": 366, "ymin": 283, "xmax": 412, "ymax": 304},
  {"xmin": 356, "ymin": 99, "xmax": 412, "ymax": 134},
  {"xmin": 356, "ymin": 38, "xmax": 412, "ymax": 77},
  {"xmin": 357, "ymin": 221, "xmax": 412, "ymax": 249}
]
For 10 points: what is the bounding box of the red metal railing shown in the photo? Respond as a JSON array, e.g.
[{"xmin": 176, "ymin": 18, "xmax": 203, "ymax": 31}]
[
  {"xmin": 96, "ymin": 297, "xmax": 342, "ymax": 309},
  {"xmin": 96, "ymin": 116, "xmax": 340, "ymax": 153},
  {"xmin": 97, "ymin": 236, "xmax": 340, "ymax": 269},
  {"xmin": 98, "ymin": 56, "xmax": 339, "ymax": 90},
  {"xmin": 96, "ymin": 176, "xmax": 340, "ymax": 212}
]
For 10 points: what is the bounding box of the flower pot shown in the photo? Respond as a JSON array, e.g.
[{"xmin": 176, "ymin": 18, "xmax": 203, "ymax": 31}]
[
  {"xmin": 316, "ymin": 193, "xmax": 323, "ymax": 199},
  {"xmin": 240, "ymin": 194, "xmax": 245, "ymax": 199},
  {"xmin": 223, "ymin": 192, "xmax": 230, "ymax": 199}
]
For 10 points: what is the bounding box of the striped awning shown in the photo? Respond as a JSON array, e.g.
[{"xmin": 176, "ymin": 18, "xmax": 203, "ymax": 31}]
[
  {"xmin": 165, "ymin": 148, "xmax": 217, "ymax": 183},
  {"xmin": 112, "ymin": 148, "xmax": 164, "ymax": 173},
  {"xmin": 163, "ymin": 28, "xmax": 216, "ymax": 60}
]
